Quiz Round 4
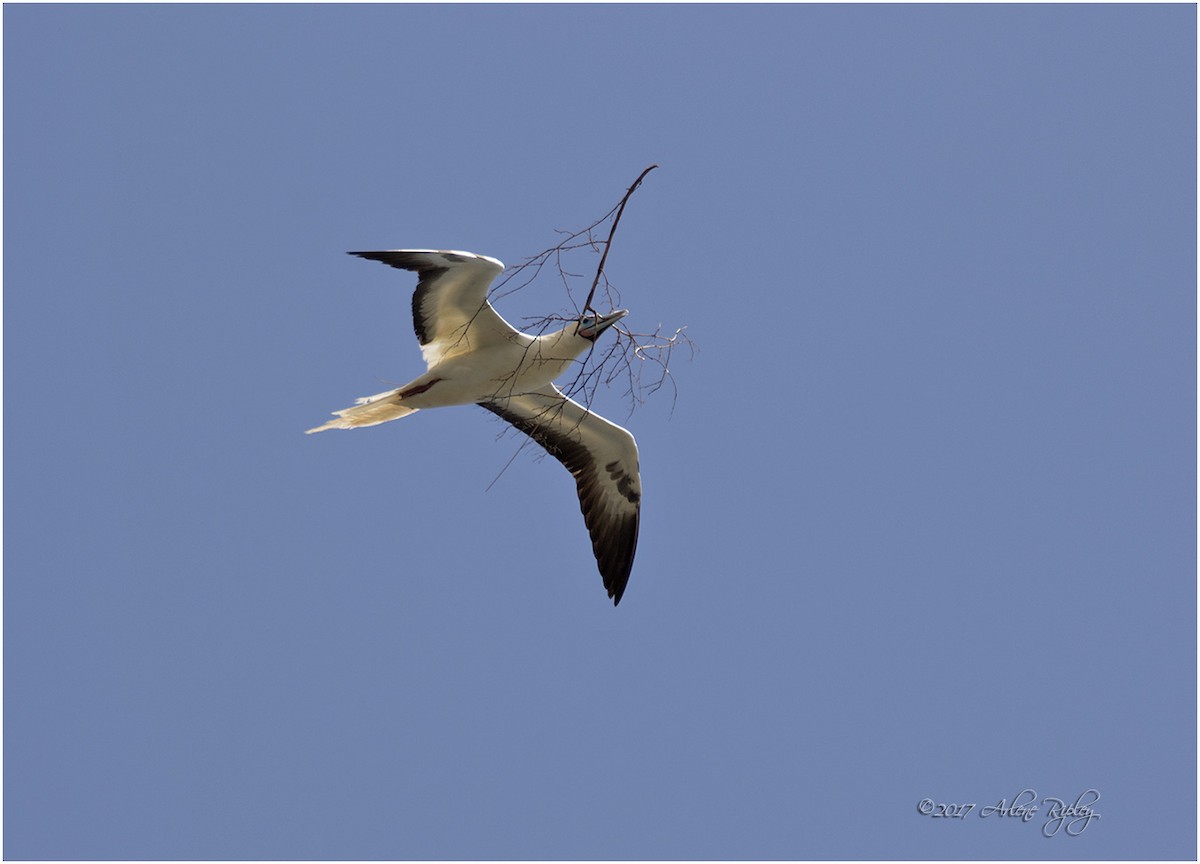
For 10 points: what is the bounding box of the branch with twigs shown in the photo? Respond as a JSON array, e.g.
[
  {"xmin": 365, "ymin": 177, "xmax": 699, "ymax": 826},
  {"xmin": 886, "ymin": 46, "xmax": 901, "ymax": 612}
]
[
  {"xmin": 480, "ymin": 166, "xmax": 693, "ymax": 488},
  {"xmin": 490, "ymin": 165, "xmax": 694, "ymax": 421}
]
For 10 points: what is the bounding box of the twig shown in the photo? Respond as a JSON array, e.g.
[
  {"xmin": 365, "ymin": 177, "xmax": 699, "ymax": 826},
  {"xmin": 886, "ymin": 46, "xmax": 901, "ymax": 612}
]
[
  {"xmin": 581, "ymin": 164, "xmax": 659, "ymax": 316},
  {"xmin": 482, "ymin": 165, "xmax": 692, "ymax": 485}
]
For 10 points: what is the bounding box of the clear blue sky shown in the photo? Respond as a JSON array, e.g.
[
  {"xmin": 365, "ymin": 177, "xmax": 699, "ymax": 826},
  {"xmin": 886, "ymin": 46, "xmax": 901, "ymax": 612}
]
[{"xmin": 4, "ymin": 4, "xmax": 1195, "ymax": 860}]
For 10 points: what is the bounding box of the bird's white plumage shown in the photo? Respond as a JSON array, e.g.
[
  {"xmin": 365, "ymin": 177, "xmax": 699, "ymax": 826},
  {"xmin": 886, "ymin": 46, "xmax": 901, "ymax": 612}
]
[{"xmin": 308, "ymin": 249, "xmax": 641, "ymax": 604}]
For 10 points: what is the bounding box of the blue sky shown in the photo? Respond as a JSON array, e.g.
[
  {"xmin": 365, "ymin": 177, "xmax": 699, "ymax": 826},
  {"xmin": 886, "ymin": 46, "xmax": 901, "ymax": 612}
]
[{"xmin": 3, "ymin": 4, "xmax": 1195, "ymax": 860}]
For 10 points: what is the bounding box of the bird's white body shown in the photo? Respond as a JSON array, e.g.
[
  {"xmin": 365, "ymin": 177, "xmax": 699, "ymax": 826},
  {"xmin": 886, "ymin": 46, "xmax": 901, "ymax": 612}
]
[
  {"xmin": 352, "ymin": 324, "xmax": 593, "ymax": 414},
  {"xmin": 308, "ymin": 249, "xmax": 641, "ymax": 605}
]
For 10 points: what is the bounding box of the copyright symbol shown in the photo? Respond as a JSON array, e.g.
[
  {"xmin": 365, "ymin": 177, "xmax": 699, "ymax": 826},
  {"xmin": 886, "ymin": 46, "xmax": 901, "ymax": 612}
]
[{"xmin": 917, "ymin": 798, "xmax": 934, "ymax": 815}]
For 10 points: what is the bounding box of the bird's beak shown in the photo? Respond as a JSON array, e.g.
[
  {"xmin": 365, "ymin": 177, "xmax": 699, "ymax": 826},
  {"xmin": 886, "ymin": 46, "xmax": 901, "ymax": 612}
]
[{"xmin": 577, "ymin": 309, "xmax": 629, "ymax": 340}]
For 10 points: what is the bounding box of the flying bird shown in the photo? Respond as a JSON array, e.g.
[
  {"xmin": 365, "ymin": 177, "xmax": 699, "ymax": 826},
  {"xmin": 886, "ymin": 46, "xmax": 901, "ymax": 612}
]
[{"xmin": 307, "ymin": 249, "xmax": 641, "ymax": 605}]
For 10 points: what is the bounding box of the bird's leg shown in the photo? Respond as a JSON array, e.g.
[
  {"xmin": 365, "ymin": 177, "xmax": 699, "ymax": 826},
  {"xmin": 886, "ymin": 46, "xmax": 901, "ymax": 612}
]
[{"xmin": 398, "ymin": 378, "xmax": 441, "ymax": 399}]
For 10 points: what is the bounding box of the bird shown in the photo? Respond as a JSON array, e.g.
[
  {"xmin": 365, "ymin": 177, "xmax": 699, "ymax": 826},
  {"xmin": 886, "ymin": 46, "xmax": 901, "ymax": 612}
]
[{"xmin": 307, "ymin": 249, "xmax": 641, "ymax": 605}]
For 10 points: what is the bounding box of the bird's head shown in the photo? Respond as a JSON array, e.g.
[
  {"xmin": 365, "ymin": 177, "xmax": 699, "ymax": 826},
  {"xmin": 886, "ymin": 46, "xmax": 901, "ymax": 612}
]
[{"xmin": 576, "ymin": 309, "xmax": 628, "ymax": 342}]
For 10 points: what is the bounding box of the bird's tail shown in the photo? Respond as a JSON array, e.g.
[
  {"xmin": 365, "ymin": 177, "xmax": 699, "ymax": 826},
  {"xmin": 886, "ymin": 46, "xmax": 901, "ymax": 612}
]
[{"xmin": 305, "ymin": 387, "xmax": 420, "ymax": 434}]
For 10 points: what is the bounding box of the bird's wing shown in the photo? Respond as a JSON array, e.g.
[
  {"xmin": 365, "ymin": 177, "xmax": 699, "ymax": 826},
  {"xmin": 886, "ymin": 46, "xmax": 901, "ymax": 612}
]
[
  {"xmin": 479, "ymin": 385, "xmax": 641, "ymax": 605},
  {"xmin": 349, "ymin": 249, "xmax": 522, "ymax": 368}
]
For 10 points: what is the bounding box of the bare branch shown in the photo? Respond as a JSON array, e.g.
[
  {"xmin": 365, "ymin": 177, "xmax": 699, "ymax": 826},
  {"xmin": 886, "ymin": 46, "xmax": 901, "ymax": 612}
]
[
  {"xmin": 581, "ymin": 164, "xmax": 659, "ymax": 316},
  {"xmin": 483, "ymin": 165, "xmax": 692, "ymax": 481}
]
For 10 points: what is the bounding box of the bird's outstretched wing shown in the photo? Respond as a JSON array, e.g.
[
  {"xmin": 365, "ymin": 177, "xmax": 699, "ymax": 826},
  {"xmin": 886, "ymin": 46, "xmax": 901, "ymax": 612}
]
[
  {"xmin": 479, "ymin": 385, "xmax": 641, "ymax": 605},
  {"xmin": 349, "ymin": 249, "xmax": 521, "ymax": 367}
]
